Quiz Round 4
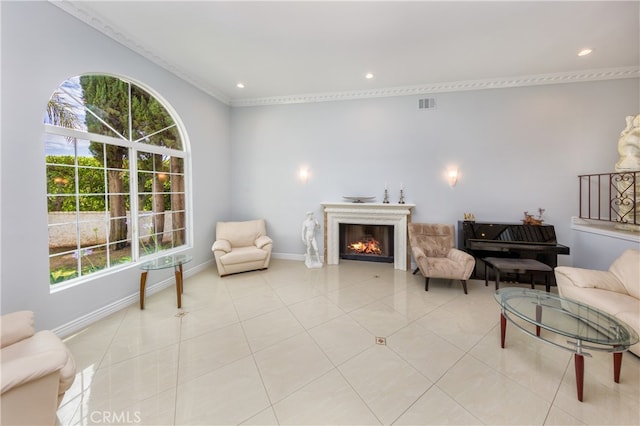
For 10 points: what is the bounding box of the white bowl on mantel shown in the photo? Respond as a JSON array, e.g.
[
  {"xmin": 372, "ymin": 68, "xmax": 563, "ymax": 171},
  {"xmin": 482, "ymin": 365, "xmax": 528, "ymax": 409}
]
[{"xmin": 342, "ymin": 196, "xmax": 376, "ymax": 203}]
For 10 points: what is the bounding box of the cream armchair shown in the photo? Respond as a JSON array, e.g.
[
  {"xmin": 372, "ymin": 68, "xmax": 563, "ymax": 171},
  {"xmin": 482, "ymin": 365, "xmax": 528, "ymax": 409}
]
[
  {"xmin": 212, "ymin": 219, "xmax": 273, "ymax": 276},
  {"xmin": 1, "ymin": 310, "xmax": 76, "ymax": 426},
  {"xmin": 555, "ymin": 249, "xmax": 640, "ymax": 356},
  {"xmin": 409, "ymin": 223, "xmax": 476, "ymax": 294}
]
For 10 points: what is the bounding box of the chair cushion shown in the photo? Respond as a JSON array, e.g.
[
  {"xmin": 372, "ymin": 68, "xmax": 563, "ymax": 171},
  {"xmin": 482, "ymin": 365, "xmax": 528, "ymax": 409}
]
[
  {"xmin": 424, "ymin": 257, "xmax": 466, "ymax": 279},
  {"xmin": 219, "ymin": 246, "xmax": 268, "ymax": 265}
]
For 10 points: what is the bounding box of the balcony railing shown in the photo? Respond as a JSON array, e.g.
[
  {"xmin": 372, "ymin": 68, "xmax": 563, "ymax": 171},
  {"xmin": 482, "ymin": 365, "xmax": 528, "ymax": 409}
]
[{"xmin": 579, "ymin": 171, "xmax": 639, "ymax": 226}]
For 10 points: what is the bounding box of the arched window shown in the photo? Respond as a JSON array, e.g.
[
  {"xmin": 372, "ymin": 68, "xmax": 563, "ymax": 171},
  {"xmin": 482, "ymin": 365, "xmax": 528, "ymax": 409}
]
[{"xmin": 44, "ymin": 75, "xmax": 189, "ymax": 287}]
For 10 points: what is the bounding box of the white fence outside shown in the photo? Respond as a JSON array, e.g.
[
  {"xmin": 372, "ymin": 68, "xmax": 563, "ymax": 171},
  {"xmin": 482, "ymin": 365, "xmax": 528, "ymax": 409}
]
[{"xmin": 48, "ymin": 211, "xmax": 175, "ymax": 248}]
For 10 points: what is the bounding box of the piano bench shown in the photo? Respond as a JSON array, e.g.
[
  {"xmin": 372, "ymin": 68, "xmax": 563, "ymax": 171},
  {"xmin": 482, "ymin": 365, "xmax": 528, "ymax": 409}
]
[{"xmin": 482, "ymin": 257, "xmax": 553, "ymax": 292}]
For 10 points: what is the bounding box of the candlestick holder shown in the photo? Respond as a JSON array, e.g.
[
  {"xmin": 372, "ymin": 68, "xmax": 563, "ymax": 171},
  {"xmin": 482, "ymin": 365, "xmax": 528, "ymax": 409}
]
[
  {"xmin": 399, "ymin": 189, "xmax": 405, "ymax": 204},
  {"xmin": 383, "ymin": 188, "xmax": 389, "ymax": 203}
]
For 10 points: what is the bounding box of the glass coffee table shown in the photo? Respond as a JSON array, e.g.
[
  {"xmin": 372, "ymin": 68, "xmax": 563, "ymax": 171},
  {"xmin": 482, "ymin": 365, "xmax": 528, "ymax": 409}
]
[
  {"xmin": 139, "ymin": 254, "xmax": 192, "ymax": 310},
  {"xmin": 495, "ymin": 288, "xmax": 638, "ymax": 401}
]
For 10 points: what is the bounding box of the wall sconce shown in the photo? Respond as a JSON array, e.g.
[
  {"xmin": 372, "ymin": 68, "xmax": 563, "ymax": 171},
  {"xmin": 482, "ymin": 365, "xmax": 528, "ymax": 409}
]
[
  {"xmin": 447, "ymin": 168, "xmax": 458, "ymax": 187},
  {"xmin": 298, "ymin": 167, "xmax": 309, "ymax": 183}
]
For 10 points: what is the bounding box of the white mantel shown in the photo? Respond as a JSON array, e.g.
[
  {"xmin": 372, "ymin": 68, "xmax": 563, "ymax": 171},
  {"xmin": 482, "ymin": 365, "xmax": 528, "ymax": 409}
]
[{"xmin": 322, "ymin": 202, "xmax": 415, "ymax": 271}]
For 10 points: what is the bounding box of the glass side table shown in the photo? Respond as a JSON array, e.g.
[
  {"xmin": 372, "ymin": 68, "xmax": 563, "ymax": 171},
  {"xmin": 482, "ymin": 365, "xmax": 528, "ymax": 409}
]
[{"xmin": 139, "ymin": 254, "xmax": 192, "ymax": 310}]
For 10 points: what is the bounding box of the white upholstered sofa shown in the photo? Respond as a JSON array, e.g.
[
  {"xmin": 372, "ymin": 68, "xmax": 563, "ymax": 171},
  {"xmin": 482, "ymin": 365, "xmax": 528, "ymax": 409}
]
[
  {"xmin": 554, "ymin": 249, "xmax": 640, "ymax": 356},
  {"xmin": 1, "ymin": 310, "xmax": 76, "ymax": 425},
  {"xmin": 212, "ymin": 219, "xmax": 273, "ymax": 276}
]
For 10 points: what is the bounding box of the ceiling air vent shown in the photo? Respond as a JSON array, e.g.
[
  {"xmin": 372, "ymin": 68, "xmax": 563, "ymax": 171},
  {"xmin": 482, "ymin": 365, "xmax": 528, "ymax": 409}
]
[{"xmin": 418, "ymin": 98, "xmax": 436, "ymax": 110}]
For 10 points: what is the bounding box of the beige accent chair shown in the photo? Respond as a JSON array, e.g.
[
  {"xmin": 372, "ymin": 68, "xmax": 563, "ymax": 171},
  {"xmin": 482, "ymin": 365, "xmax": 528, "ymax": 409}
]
[
  {"xmin": 1, "ymin": 310, "xmax": 76, "ymax": 425},
  {"xmin": 555, "ymin": 249, "xmax": 640, "ymax": 356},
  {"xmin": 409, "ymin": 223, "xmax": 476, "ymax": 294},
  {"xmin": 212, "ymin": 219, "xmax": 273, "ymax": 276}
]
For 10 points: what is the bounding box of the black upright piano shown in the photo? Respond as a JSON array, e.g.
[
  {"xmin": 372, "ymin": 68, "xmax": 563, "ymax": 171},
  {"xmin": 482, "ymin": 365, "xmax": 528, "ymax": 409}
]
[{"xmin": 458, "ymin": 221, "xmax": 570, "ymax": 284}]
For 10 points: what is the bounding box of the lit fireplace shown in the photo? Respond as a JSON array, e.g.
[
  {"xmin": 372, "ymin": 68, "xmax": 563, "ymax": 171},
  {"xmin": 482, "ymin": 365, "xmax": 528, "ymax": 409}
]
[
  {"xmin": 348, "ymin": 238, "xmax": 382, "ymax": 255},
  {"xmin": 339, "ymin": 224, "xmax": 393, "ymax": 263}
]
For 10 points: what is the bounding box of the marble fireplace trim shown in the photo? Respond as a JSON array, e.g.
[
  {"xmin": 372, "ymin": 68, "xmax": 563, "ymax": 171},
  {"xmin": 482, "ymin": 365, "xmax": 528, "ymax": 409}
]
[{"xmin": 322, "ymin": 202, "xmax": 415, "ymax": 271}]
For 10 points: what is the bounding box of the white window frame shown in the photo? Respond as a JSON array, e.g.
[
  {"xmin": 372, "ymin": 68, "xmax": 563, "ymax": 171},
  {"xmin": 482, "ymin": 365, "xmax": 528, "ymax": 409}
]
[{"xmin": 45, "ymin": 75, "xmax": 192, "ymax": 292}]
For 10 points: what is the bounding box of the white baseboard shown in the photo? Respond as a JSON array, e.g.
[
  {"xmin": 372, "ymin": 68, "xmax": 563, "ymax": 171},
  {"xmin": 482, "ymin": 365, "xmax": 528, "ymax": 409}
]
[
  {"xmin": 272, "ymin": 252, "xmax": 306, "ymax": 261},
  {"xmin": 54, "ymin": 259, "xmax": 214, "ymax": 339}
]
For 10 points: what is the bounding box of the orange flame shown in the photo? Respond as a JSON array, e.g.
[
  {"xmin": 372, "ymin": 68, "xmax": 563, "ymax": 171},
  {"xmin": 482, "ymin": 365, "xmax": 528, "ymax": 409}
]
[{"xmin": 348, "ymin": 239, "xmax": 382, "ymax": 255}]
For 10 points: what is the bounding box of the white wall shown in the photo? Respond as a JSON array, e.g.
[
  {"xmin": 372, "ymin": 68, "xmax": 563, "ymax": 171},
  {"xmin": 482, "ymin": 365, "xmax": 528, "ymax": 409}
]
[
  {"xmin": 1, "ymin": 2, "xmax": 638, "ymax": 333},
  {"xmin": 230, "ymin": 79, "xmax": 639, "ymax": 261},
  {"xmin": 570, "ymin": 222, "xmax": 639, "ymax": 270},
  {"xmin": 0, "ymin": 1, "xmax": 231, "ymax": 330}
]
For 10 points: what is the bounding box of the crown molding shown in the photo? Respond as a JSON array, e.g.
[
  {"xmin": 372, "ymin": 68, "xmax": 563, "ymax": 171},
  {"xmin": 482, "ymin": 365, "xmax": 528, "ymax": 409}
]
[
  {"xmin": 231, "ymin": 67, "xmax": 639, "ymax": 107},
  {"xmin": 51, "ymin": 1, "xmax": 638, "ymax": 109},
  {"xmin": 50, "ymin": 0, "xmax": 231, "ymax": 105}
]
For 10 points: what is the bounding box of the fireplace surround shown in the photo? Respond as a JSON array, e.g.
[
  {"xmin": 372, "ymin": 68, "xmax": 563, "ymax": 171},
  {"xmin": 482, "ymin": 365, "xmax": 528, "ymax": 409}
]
[{"xmin": 322, "ymin": 202, "xmax": 415, "ymax": 271}]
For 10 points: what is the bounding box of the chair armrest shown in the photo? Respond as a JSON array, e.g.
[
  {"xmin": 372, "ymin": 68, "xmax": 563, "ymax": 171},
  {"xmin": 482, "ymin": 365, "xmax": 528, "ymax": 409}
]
[
  {"xmin": 255, "ymin": 235, "xmax": 273, "ymax": 249},
  {"xmin": 410, "ymin": 245, "xmax": 426, "ymax": 262},
  {"xmin": 212, "ymin": 239, "xmax": 231, "ymax": 253},
  {"xmin": 447, "ymin": 248, "xmax": 474, "ymax": 264},
  {"xmin": 1, "ymin": 339, "xmax": 68, "ymax": 394},
  {"xmin": 1, "ymin": 311, "xmax": 35, "ymax": 349},
  {"xmin": 447, "ymin": 248, "xmax": 476, "ymax": 278}
]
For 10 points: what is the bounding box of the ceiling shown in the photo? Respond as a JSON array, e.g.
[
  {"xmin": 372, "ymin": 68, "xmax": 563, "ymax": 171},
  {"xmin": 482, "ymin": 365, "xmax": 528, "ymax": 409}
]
[{"xmin": 54, "ymin": 1, "xmax": 639, "ymax": 106}]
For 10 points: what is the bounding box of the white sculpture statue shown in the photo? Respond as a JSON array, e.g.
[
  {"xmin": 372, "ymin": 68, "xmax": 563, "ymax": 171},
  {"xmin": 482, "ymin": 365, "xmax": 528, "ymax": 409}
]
[
  {"xmin": 302, "ymin": 211, "xmax": 322, "ymax": 268},
  {"xmin": 614, "ymin": 113, "xmax": 640, "ymax": 231}
]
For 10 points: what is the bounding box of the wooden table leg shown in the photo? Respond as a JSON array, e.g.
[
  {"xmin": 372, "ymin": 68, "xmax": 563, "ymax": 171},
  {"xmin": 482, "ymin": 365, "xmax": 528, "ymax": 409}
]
[
  {"xmin": 174, "ymin": 265, "xmax": 182, "ymax": 309},
  {"xmin": 535, "ymin": 303, "xmax": 542, "ymax": 337},
  {"xmin": 575, "ymin": 353, "xmax": 584, "ymax": 402},
  {"xmin": 613, "ymin": 352, "xmax": 622, "ymax": 383},
  {"xmin": 139, "ymin": 271, "xmax": 148, "ymax": 310},
  {"xmin": 500, "ymin": 312, "xmax": 507, "ymax": 348}
]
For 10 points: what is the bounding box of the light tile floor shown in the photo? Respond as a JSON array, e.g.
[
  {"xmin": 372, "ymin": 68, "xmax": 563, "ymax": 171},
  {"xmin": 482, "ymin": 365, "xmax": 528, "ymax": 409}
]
[{"xmin": 57, "ymin": 259, "xmax": 640, "ymax": 425}]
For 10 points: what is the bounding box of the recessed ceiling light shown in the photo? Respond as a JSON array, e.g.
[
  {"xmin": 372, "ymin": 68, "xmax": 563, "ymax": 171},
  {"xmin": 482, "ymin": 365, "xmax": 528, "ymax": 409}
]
[
  {"xmin": 236, "ymin": 82, "xmax": 245, "ymax": 89},
  {"xmin": 577, "ymin": 48, "xmax": 593, "ymax": 57},
  {"xmin": 365, "ymin": 73, "xmax": 374, "ymax": 79}
]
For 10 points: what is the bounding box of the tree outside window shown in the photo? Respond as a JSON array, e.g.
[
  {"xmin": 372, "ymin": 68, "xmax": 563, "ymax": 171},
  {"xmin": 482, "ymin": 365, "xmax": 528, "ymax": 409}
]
[{"xmin": 45, "ymin": 75, "xmax": 188, "ymax": 286}]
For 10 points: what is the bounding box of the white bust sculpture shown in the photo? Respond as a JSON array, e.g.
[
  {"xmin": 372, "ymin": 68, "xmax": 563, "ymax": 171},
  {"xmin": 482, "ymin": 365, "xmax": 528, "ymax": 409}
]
[
  {"xmin": 615, "ymin": 113, "xmax": 640, "ymax": 172},
  {"xmin": 302, "ymin": 211, "xmax": 322, "ymax": 268},
  {"xmin": 614, "ymin": 113, "xmax": 640, "ymax": 231}
]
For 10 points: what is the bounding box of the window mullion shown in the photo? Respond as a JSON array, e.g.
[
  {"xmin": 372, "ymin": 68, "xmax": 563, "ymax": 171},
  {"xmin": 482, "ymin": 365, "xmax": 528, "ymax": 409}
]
[
  {"xmin": 130, "ymin": 147, "xmax": 140, "ymax": 260},
  {"xmin": 102, "ymin": 143, "xmax": 110, "ymax": 267},
  {"xmin": 73, "ymin": 139, "xmax": 82, "ymax": 275}
]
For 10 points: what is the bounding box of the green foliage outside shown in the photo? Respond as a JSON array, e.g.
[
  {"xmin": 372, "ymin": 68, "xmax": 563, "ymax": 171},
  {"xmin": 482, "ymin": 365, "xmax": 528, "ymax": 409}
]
[{"xmin": 46, "ymin": 155, "xmax": 172, "ymax": 212}]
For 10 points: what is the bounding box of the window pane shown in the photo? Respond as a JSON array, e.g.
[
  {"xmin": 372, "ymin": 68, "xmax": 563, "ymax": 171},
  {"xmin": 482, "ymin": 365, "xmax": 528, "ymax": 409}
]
[
  {"xmin": 44, "ymin": 78, "xmax": 86, "ymax": 132},
  {"xmin": 81, "ymin": 220, "xmax": 108, "ymax": 246},
  {"xmin": 49, "ymin": 252, "xmax": 79, "ymax": 284},
  {"xmin": 131, "ymin": 85, "xmax": 182, "ymax": 150},
  {"xmin": 78, "ymin": 166, "xmax": 106, "ymax": 194},
  {"xmin": 170, "ymin": 157, "xmax": 184, "ymax": 173},
  {"xmin": 78, "ymin": 195, "xmax": 106, "ymax": 212},
  {"xmin": 80, "ymin": 75, "xmax": 130, "ymax": 139},
  {"xmin": 109, "ymin": 242, "xmax": 132, "ymax": 267},
  {"xmin": 86, "ymin": 142, "xmax": 106, "ymax": 166},
  {"xmin": 171, "ymin": 211, "xmax": 186, "ymax": 247},
  {"xmin": 48, "ymin": 224, "xmax": 78, "ymax": 253},
  {"xmin": 78, "ymin": 246, "xmax": 107, "ymax": 277}
]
